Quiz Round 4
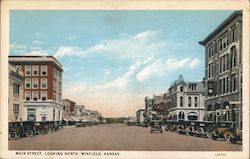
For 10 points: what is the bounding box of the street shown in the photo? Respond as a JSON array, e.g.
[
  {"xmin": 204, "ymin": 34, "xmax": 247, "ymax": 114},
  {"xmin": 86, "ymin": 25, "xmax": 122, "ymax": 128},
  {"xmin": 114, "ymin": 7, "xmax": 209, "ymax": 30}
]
[{"xmin": 9, "ymin": 124, "xmax": 242, "ymax": 151}]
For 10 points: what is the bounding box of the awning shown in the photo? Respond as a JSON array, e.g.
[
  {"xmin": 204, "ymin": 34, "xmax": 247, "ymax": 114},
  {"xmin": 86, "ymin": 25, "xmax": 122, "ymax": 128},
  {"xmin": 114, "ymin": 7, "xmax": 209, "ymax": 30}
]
[
  {"xmin": 69, "ymin": 116, "xmax": 79, "ymax": 122},
  {"xmin": 187, "ymin": 112, "xmax": 197, "ymax": 116},
  {"xmin": 62, "ymin": 117, "xmax": 68, "ymax": 121}
]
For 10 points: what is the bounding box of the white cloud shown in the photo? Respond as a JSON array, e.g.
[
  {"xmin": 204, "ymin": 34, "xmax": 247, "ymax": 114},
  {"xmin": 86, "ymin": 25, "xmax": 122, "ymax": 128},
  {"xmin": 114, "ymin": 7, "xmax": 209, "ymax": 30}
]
[
  {"xmin": 189, "ymin": 58, "xmax": 200, "ymax": 68},
  {"xmin": 32, "ymin": 40, "xmax": 43, "ymax": 45},
  {"xmin": 67, "ymin": 36, "xmax": 76, "ymax": 40},
  {"xmin": 35, "ymin": 32, "xmax": 44, "ymax": 38},
  {"xmin": 99, "ymin": 57, "xmax": 153, "ymax": 89},
  {"xmin": 10, "ymin": 43, "xmax": 27, "ymax": 50},
  {"xmin": 54, "ymin": 46, "xmax": 86, "ymax": 58},
  {"xmin": 53, "ymin": 31, "xmax": 170, "ymax": 61},
  {"xmin": 28, "ymin": 49, "xmax": 49, "ymax": 56},
  {"xmin": 136, "ymin": 57, "xmax": 199, "ymax": 82},
  {"xmin": 104, "ymin": 69, "xmax": 112, "ymax": 75}
]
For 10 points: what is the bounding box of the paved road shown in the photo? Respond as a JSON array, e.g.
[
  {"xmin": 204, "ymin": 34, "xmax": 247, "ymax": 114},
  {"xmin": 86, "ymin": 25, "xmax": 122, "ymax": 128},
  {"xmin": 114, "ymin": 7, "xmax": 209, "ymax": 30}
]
[{"xmin": 9, "ymin": 124, "xmax": 241, "ymax": 151}]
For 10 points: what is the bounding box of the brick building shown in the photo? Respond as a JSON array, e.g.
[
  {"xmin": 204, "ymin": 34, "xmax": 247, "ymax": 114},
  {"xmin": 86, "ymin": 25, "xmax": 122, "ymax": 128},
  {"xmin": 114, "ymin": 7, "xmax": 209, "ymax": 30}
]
[
  {"xmin": 199, "ymin": 11, "xmax": 242, "ymax": 129},
  {"xmin": 9, "ymin": 56, "xmax": 63, "ymax": 122}
]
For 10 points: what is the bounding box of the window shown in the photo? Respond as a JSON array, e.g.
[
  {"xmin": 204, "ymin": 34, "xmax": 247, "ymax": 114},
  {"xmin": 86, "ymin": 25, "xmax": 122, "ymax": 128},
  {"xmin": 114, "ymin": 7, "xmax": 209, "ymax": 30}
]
[
  {"xmin": 41, "ymin": 116, "xmax": 46, "ymax": 121},
  {"xmin": 219, "ymin": 54, "xmax": 229, "ymax": 73},
  {"xmin": 41, "ymin": 91, "xmax": 47, "ymax": 101},
  {"xmin": 189, "ymin": 84, "xmax": 196, "ymax": 91},
  {"xmin": 53, "ymin": 92, "xmax": 57, "ymax": 102},
  {"xmin": 41, "ymin": 78, "xmax": 47, "ymax": 89},
  {"xmin": 25, "ymin": 78, "xmax": 31, "ymax": 89},
  {"xmin": 219, "ymin": 34, "xmax": 228, "ymax": 51},
  {"xmin": 231, "ymin": 74, "xmax": 237, "ymax": 92},
  {"xmin": 25, "ymin": 65, "xmax": 31, "ymax": 76},
  {"xmin": 53, "ymin": 79, "xmax": 57, "ymax": 90},
  {"xmin": 32, "ymin": 78, "xmax": 38, "ymax": 89},
  {"xmin": 231, "ymin": 27, "xmax": 237, "ymax": 42},
  {"xmin": 208, "ymin": 63, "xmax": 214, "ymax": 78},
  {"xmin": 231, "ymin": 48, "xmax": 237, "ymax": 68},
  {"xmin": 180, "ymin": 86, "xmax": 183, "ymax": 92},
  {"xmin": 220, "ymin": 76, "xmax": 229, "ymax": 94},
  {"xmin": 27, "ymin": 114, "xmax": 36, "ymax": 121},
  {"xmin": 194, "ymin": 97, "xmax": 198, "ymax": 107},
  {"xmin": 13, "ymin": 83, "xmax": 20, "ymax": 95},
  {"xmin": 13, "ymin": 104, "xmax": 19, "ymax": 113},
  {"xmin": 32, "ymin": 65, "xmax": 38, "ymax": 76},
  {"xmin": 180, "ymin": 97, "xmax": 183, "ymax": 107},
  {"xmin": 32, "ymin": 91, "xmax": 38, "ymax": 101},
  {"xmin": 214, "ymin": 41, "xmax": 218, "ymax": 54},
  {"xmin": 41, "ymin": 65, "xmax": 47, "ymax": 76},
  {"xmin": 188, "ymin": 97, "xmax": 192, "ymax": 107},
  {"xmin": 208, "ymin": 44, "xmax": 214, "ymax": 58},
  {"xmin": 25, "ymin": 91, "xmax": 31, "ymax": 101}
]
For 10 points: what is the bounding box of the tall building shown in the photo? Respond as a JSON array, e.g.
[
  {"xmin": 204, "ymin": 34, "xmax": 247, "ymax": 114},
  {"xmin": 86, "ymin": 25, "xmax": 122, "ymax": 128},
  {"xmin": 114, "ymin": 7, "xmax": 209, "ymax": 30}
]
[
  {"xmin": 9, "ymin": 56, "xmax": 63, "ymax": 122},
  {"xmin": 199, "ymin": 11, "xmax": 242, "ymax": 129},
  {"xmin": 167, "ymin": 75, "xmax": 205, "ymax": 121},
  {"xmin": 8, "ymin": 64, "xmax": 25, "ymax": 122}
]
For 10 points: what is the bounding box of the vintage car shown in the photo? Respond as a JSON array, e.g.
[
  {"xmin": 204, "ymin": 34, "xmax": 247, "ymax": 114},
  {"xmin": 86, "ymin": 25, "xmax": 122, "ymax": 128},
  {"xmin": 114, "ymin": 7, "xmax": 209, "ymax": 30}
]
[
  {"xmin": 176, "ymin": 120, "xmax": 190, "ymax": 134},
  {"xmin": 75, "ymin": 121, "xmax": 89, "ymax": 127},
  {"xmin": 224, "ymin": 128, "xmax": 242, "ymax": 144},
  {"xmin": 9, "ymin": 122, "xmax": 23, "ymax": 140},
  {"xmin": 34, "ymin": 122, "xmax": 47, "ymax": 135},
  {"xmin": 54, "ymin": 121, "xmax": 63, "ymax": 131},
  {"xmin": 150, "ymin": 120, "xmax": 163, "ymax": 133},
  {"xmin": 191, "ymin": 121, "xmax": 216, "ymax": 137},
  {"xmin": 22, "ymin": 121, "xmax": 35, "ymax": 137},
  {"xmin": 165, "ymin": 120, "xmax": 178, "ymax": 132},
  {"xmin": 207, "ymin": 121, "xmax": 236, "ymax": 140},
  {"xmin": 8, "ymin": 121, "xmax": 35, "ymax": 140}
]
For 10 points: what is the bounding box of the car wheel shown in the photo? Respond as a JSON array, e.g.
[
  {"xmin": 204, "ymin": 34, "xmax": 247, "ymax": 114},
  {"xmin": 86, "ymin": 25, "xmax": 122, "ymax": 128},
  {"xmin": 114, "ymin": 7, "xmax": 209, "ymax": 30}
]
[
  {"xmin": 47, "ymin": 128, "xmax": 52, "ymax": 133},
  {"xmin": 212, "ymin": 136, "xmax": 218, "ymax": 140},
  {"xmin": 230, "ymin": 138, "xmax": 237, "ymax": 144},
  {"xmin": 25, "ymin": 130, "xmax": 34, "ymax": 137},
  {"xmin": 37, "ymin": 129, "xmax": 43, "ymax": 135},
  {"xmin": 224, "ymin": 133, "xmax": 231, "ymax": 141},
  {"xmin": 9, "ymin": 132, "xmax": 17, "ymax": 140}
]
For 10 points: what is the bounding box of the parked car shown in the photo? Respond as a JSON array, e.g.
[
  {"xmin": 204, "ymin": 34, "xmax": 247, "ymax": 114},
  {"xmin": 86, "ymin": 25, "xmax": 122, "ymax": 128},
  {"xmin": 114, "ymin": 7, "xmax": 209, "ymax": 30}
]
[
  {"xmin": 34, "ymin": 122, "xmax": 47, "ymax": 135},
  {"xmin": 22, "ymin": 121, "xmax": 35, "ymax": 137},
  {"xmin": 191, "ymin": 121, "xmax": 216, "ymax": 137},
  {"xmin": 150, "ymin": 120, "xmax": 163, "ymax": 133},
  {"xmin": 8, "ymin": 122, "xmax": 23, "ymax": 140},
  {"xmin": 8, "ymin": 121, "xmax": 35, "ymax": 140},
  {"xmin": 207, "ymin": 121, "xmax": 236, "ymax": 140},
  {"xmin": 54, "ymin": 121, "xmax": 63, "ymax": 131},
  {"xmin": 224, "ymin": 128, "xmax": 242, "ymax": 144},
  {"xmin": 165, "ymin": 120, "xmax": 178, "ymax": 132},
  {"xmin": 75, "ymin": 121, "xmax": 89, "ymax": 127}
]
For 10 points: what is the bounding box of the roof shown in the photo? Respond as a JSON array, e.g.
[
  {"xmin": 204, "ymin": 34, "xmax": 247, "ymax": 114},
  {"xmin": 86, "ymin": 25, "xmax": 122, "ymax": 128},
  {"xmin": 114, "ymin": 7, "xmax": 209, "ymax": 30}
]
[
  {"xmin": 199, "ymin": 11, "xmax": 242, "ymax": 45},
  {"xmin": 9, "ymin": 55, "xmax": 63, "ymax": 72}
]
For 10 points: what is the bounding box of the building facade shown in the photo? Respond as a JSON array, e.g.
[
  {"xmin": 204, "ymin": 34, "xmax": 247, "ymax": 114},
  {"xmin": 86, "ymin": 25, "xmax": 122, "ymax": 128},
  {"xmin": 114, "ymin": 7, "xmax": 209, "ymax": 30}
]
[
  {"xmin": 199, "ymin": 11, "xmax": 242, "ymax": 129},
  {"xmin": 9, "ymin": 56, "xmax": 63, "ymax": 122},
  {"xmin": 167, "ymin": 75, "xmax": 205, "ymax": 121},
  {"xmin": 8, "ymin": 64, "xmax": 25, "ymax": 122},
  {"xmin": 136, "ymin": 109, "xmax": 145, "ymax": 125},
  {"xmin": 62, "ymin": 99, "xmax": 76, "ymax": 119}
]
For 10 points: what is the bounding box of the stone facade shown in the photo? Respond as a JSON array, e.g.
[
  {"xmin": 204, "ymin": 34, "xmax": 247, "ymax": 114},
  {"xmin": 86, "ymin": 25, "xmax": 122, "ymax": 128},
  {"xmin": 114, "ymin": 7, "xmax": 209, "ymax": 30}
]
[
  {"xmin": 167, "ymin": 75, "xmax": 205, "ymax": 121},
  {"xmin": 8, "ymin": 64, "xmax": 25, "ymax": 122},
  {"xmin": 199, "ymin": 11, "xmax": 242, "ymax": 129}
]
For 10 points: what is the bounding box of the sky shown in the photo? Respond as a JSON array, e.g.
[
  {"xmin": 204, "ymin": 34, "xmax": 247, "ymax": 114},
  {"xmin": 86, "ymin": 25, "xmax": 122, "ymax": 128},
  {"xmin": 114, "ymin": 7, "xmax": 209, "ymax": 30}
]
[{"xmin": 10, "ymin": 10, "xmax": 235, "ymax": 117}]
